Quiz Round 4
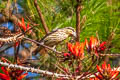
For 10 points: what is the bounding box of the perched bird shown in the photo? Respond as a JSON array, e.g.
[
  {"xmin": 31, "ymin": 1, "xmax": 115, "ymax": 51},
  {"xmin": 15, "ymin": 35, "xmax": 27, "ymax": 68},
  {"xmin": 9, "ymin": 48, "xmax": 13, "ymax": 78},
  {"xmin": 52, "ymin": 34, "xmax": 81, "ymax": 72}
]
[{"xmin": 33, "ymin": 27, "xmax": 76, "ymax": 55}]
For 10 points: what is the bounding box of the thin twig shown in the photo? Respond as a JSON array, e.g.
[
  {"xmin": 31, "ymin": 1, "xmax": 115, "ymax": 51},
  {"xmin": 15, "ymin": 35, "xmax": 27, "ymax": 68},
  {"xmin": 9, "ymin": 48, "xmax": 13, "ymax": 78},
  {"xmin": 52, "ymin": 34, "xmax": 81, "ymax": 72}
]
[
  {"xmin": 0, "ymin": 45, "xmax": 13, "ymax": 53},
  {"xmin": 17, "ymin": 25, "xmax": 35, "ymax": 37},
  {"xmin": 100, "ymin": 54, "xmax": 120, "ymax": 56},
  {"xmin": 23, "ymin": 37, "xmax": 62, "ymax": 54},
  {"xmin": 14, "ymin": 42, "xmax": 20, "ymax": 63}
]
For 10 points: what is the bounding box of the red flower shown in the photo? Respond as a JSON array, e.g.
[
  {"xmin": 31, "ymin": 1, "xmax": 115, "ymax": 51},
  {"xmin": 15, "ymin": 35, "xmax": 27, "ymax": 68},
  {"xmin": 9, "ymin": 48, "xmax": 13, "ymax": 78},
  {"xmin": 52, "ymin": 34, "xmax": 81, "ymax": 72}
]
[
  {"xmin": 16, "ymin": 73, "xmax": 28, "ymax": 80},
  {"xmin": 89, "ymin": 78, "xmax": 99, "ymax": 80},
  {"xmin": 0, "ymin": 67, "xmax": 10, "ymax": 80},
  {"xmin": 14, "ymin": 42, "xmax": 19, "ymax": 49},
  {"xmin": 67, "ymin": 42, "xmax": 85, "ymax": 59},
  {"xmin": 93, "ymin": 61, "xmax": 119, "ymax": 80},
  {"xmin": 85, "ymin": 36, "xmax": 106, "ymax": 57},
  {"xmin": 89, "ymin": 36, "xmax": 98, "ymax": 50},
  {"xmin": 0, "ymin": 66, "xmax": 28, "ymax": 80},
  {"xmin": 0, "ymin": 58, "xmax": 28, "ymax": 80},
  {"xmin": 64, "ymin": 53, "xmax": 70, "ymax": 57},
  {"xmin": 98, "ymin": 41, "xmax": 106, "ymax": 51},
  {"xmin": 56, "ymin": 78, "xmax": 66, "ymax": 80},
  {"xmin": 18, "ymin": 18, "xmax": 31, "ymax": 32}
]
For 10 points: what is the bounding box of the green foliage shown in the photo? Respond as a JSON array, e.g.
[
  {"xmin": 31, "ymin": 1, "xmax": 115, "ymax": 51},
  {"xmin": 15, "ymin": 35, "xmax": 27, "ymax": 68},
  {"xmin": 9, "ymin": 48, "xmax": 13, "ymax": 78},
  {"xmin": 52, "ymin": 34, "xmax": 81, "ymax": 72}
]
[
  {"xmin": 0, "ymin": 1, "xmax": 6, "ymax": 10},
  {"xmin": 18, "ymin": 0, "xmax": 120, "ymax": 56},
  {"xmin": 18, "ymin": 0, "xmax": 120, "ymax": 68},
  {"xmin": 0, "ymin": 0, "xmax": 119, "ymax": 79}
]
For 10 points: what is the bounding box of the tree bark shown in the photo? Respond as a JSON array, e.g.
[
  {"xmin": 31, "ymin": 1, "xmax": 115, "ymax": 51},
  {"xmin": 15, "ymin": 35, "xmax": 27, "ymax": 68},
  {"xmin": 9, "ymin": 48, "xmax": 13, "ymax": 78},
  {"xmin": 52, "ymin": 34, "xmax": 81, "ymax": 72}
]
[
  {"xmin": 76, "ymin": 0, "xmax": 82, "ymax": 42},
  {"xmin": 34, "ymin": 0, "xmax": 49, "ymax": 34}
]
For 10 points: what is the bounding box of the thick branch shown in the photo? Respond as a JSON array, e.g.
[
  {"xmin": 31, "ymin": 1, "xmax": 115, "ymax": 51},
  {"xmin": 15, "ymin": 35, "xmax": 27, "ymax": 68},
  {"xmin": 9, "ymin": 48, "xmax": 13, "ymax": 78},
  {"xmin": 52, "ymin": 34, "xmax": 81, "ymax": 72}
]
[
  {"xmin": 0, "ymin": 61, "xmax": 119, "ymax": 79},
  {"xmin": 0, "ymin": 14, "xmax": 23, "ymax": 24},
  {"xmin": 34, "ymin": 0, "xmax": 49, "ymax": 34},
  {"xmin": 0, "ymin": 0, "xmax": 21, "ymax": 25},
  {"xmin": 1, "ymin": 11, "xmax": 22, "ymax": 25},
  {"xmin": 0, "ymin": 61, "xmax": 70, "ymax": 79},
  {"xmin": 0, "ymin": 16, "xmax": 7, "ymax": 24},
  {"xmin": 76, "ymin": 0, "xmax": 82, "ymax": 42}
]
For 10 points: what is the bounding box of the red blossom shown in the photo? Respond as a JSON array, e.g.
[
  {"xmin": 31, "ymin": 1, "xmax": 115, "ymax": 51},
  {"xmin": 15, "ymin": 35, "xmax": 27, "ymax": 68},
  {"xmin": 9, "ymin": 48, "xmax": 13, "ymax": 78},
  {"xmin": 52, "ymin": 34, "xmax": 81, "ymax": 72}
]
[
  {"xmin": 89, "ymin": 36, "xmax": 98, "ymax": 50},
  {"xmin": 21, "ymin": 18, "xmax": 26, "ymax": 31},
  {"xmin": 17, "ymin": 73, "xmax": 28, "ymax": 80},
  {"xmin": 85, "ymin": 39, "xmax": 89, "ymax": 50},
  {"xmin": 93, "ymin": 61, "xmax": 119, "ymax": 80},
  {"xmin": 64, "ymin": 53, "xmax": 70, "ymax": 57},
  {"xmin": 99, "ymin": 41, "xmax": 106, "ymax": 51},
  {"xmin": 0, "ymin": 66, "xmax": 28, "ymax": 80},
  {"xmin": 0, "ymin": 67, "xmax": 10, "ymax": 80},
  {"xmin": 18, "ymin": 18, "xmax": 31, "ymax": 32},
  {"xmin": 66, "ymin": 42, "xmax": 85, "ymax": 59},
  {"xmin": 0, "ymin": 73, "xmax": 10, "ymax": 80},
  {"xmin": 89, "ymin": 77, "xmax": 100, "ymax": 80},
  {"xmin": 85, "ymin": 36, "xmax": 106, "ymax": 57},
  {"xmin": 67, "ymin": 42, "xmax": 74, "ymax": 53},
  {"xmin": 56, "ymin": 78, "xmax": 66, "ymax": 80},
  {"xmin": 0, "ymin": 58, "xmax": 28, "ymax": 80},
  {"xmin": 14, "ymin": 42, "xmax": 19, "ymax": 48}
]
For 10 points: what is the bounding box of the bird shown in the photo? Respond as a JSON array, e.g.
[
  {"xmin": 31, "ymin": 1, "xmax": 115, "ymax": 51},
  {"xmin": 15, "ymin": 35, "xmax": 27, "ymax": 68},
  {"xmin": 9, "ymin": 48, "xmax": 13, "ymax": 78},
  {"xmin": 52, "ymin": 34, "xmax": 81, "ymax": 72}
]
[{"xmin": 33, "ymin": 27, "xmax": 76, "ymax": 55}]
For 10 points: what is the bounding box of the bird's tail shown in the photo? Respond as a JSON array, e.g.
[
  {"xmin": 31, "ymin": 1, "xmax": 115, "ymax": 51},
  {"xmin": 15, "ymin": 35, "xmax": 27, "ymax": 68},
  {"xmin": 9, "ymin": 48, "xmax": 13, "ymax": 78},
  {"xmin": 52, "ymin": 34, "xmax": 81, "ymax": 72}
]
[
  {"xmin": 33, "ymin": 46, "xmax": 50, "ymax": 63},
  {"xmin": 33, "ymin": 46, "xmax": 48, "ymax": 55}
]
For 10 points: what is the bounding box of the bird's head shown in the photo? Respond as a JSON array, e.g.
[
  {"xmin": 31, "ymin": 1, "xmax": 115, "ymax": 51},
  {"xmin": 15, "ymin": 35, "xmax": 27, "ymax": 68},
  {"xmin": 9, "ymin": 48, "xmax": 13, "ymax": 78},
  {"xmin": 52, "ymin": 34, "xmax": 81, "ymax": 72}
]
[{"xmin": 63, "ymin": 27, "xmax": 76, "ymax": 38}]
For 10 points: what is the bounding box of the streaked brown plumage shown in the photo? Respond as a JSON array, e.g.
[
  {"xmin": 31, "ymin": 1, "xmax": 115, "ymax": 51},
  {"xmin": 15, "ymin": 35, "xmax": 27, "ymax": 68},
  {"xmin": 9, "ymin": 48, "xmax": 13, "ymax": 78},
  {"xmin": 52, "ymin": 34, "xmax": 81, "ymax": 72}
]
[{"xmin": 33, "ymin": 27, "xmax": 76, "ymax": 55}]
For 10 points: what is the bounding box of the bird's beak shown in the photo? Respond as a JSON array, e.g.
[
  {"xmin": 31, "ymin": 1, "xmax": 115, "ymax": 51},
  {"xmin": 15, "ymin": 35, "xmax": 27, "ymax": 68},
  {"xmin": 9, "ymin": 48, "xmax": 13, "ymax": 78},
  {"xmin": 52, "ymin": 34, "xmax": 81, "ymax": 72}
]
[{"xmin": 72, "ymin": 32, "xmax": 77, "ymax": 38}]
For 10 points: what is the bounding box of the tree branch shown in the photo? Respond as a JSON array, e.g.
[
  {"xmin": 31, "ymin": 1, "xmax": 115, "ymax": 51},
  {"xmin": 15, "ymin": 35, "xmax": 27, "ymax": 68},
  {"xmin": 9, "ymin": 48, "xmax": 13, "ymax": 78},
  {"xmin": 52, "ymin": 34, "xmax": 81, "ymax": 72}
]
[
  {"xmin": 0, "ymin": 61, "xmax": 119, "ymax": 79},
  {"xmin": 0, "ymin": 60, "xmax": 70, "ymax": 79},
  {"xmin": 100, "ymin": 53, "xmax": 120, "ymax": 56},
  {"xmin": 76, "ymin": 0, "xmax": 82, "ymax": 42},
  {"xmin": 23, "ymin": 37, "xmax": 62, "ymax": 54},
  {"xmin": 34, "ymin": 0, "xmax": 49, "ymax": 34}
]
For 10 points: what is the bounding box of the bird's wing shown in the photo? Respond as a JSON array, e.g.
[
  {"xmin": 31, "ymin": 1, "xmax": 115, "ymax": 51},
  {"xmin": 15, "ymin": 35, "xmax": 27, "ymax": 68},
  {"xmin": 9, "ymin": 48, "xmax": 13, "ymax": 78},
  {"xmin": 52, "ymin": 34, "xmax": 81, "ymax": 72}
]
[
  {"xmin": 44, "ymin": 30, "xmax": 69, "ymax": 46},
  {"xmin": 33, "ymin": 29, "xmax": 60, "ymax": 55},
  {"xmin": 39, "ymin": 29, "xmax": 60, "ymax": 43}
]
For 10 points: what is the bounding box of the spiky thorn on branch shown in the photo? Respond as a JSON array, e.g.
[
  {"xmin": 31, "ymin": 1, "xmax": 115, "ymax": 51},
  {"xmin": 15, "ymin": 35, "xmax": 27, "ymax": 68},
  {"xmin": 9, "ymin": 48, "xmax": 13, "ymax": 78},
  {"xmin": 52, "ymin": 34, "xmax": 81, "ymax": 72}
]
[
  {"xmin": 0, "ymin": 60, "xmax": 120, "ymax": 79},
  {"xmin": 0, "ymin": 60, "xmax": 71, "ymax": 79}
]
